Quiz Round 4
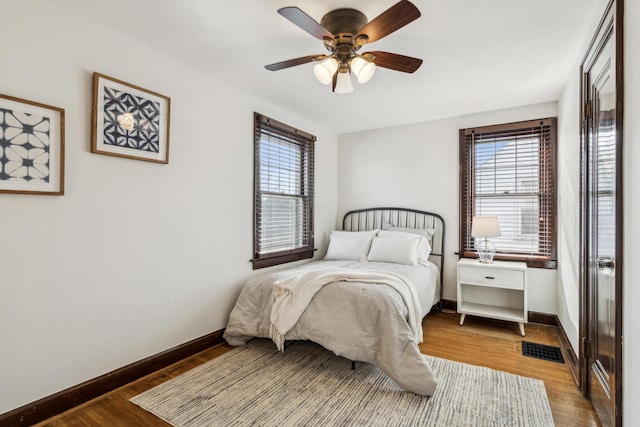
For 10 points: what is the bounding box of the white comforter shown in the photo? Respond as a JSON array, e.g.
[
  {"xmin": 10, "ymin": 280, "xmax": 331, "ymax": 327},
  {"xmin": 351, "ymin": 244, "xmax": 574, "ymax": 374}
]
[{"xmin": 223, "ymin": 260, "xmax": 439, "ymax": 396}]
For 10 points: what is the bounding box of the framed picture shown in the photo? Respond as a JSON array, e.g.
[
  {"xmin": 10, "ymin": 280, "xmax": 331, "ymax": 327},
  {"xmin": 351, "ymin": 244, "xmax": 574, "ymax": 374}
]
[
  {"xmin": 0, "ymin": 94, "xmax": 65, "ymax": 195},
  {"xmin": 92, "ymin": 73, "xmax": 171, "ymax": 164}
]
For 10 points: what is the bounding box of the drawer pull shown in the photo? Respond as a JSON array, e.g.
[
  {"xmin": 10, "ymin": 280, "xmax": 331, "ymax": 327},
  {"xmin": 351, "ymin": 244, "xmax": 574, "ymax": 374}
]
[{"xmin": 485, "ymin": 276, "xmax": 495, "ymax": 280}]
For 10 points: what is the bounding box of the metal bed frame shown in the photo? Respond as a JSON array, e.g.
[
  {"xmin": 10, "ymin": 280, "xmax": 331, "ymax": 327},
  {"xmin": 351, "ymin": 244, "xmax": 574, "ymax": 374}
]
[{"xmin": 342, "ymin": 207, "xmax": 445, "ymax": 310}]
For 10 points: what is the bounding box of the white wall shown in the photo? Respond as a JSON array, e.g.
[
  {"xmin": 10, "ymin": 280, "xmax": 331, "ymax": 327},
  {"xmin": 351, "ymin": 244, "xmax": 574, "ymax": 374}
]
[
  {"xmin": 556, "ymin": 47, "xmax": 585, "ymax": 355},
  {"xmin": 624, "ymin": 0, "xmax": 640, "ymax": 424},
  {"xmin": 337, "ymin": 102, "xmax": 558, "ymax": 312},
  {"xmin": 0, "ymin": 2, "xmax": 338, "ymax": 414}
]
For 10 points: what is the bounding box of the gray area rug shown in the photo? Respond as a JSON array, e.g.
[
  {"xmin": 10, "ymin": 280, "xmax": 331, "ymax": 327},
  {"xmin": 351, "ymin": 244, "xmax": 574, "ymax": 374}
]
[{"xmin": 131, "ymin": 339, "xmax": 554, "ymax": 426}]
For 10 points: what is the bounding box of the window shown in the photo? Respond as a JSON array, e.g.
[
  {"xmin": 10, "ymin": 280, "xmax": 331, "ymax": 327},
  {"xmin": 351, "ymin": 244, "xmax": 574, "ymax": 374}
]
[
  {"xmin": 459, "ymin": 118, "xmax": 557, "ymax": 268},
  {"xmin": 253, "ymin": 113, "xmax": 315, "ymax": 269}
]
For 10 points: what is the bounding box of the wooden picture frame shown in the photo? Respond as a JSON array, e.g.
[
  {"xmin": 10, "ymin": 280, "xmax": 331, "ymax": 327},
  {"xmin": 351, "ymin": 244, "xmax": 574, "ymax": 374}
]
[
  {"xmin": 91, "ymin": 73, "xmax": 170, "ymax": 164},
  {"xmin": 0, "ymin": 93, "xmax": 65, "ymax": 195}
]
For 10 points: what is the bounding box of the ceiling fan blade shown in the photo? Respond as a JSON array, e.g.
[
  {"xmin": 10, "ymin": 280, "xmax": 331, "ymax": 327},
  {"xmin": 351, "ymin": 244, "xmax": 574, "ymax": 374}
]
[
  {"xmin": 367, "ymin": 51, "xmax": 423, "ymax": 73},
  {"xmin": 265, "ymin": 55, "xmax": 318, "ymax": 71},
  {"xmin": 357, "ymin": 0, "xmax": 421, "ymax": 44},
  {"xmin": 278, "ymin": 7, "xmax": 334, "ymax": 41}
]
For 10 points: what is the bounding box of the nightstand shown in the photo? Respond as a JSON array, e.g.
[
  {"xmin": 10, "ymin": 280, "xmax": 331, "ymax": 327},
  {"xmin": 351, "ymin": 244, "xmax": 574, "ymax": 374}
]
[{"xmin": 457, "ymin": 258, "xmax": 528, "ymax": 336}]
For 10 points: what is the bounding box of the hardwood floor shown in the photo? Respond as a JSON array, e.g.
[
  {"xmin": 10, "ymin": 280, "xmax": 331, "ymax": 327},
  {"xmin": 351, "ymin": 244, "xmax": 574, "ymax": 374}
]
[
  {"xmin": 36, "ymin": 311, "xmax": 599, "ymax": 427},
  {"xmin": 420, "ymin": 311, "xmax": 600, "ymax": 427}
]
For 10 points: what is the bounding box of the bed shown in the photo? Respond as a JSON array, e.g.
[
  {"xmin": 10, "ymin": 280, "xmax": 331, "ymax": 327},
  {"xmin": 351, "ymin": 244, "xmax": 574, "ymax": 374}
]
[{"xmin": 223, "ymin": 207, "xmax": 445, "ymax": 396}]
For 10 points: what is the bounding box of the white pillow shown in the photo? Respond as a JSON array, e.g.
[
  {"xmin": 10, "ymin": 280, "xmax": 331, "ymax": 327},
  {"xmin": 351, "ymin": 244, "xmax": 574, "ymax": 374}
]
[
  {"xmin": 377, "ymin": 230, "xmax": 432, "ymax": 266},
  {"xmin": 331, "ymin": 229, "xmax": 379, "ymax": 238},
  {"xmin": 367, "ymin": 237, "xmax": 420, "ymax": 265},
  {"xmin": 324, "ymin": 234, "xmax": 372, "ymax": 261},
  {"xmin": 382, "ymin": 222, "xmax": 436, "ymax": 238}
]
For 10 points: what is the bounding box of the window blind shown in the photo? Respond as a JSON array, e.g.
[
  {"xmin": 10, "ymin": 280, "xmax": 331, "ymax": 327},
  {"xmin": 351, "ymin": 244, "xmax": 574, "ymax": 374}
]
[
  {"xmin": 459, "ymin": 118, "xmax": 557, "ymax": 268},
  {"xmin": 253, "ymin": 113, "xmax": 315, "ymax": 269}
]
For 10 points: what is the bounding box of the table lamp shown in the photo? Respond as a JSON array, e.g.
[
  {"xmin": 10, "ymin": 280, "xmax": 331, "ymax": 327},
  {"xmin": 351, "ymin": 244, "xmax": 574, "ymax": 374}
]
[{"xmin": 471, "ymin": 215, "xmax": 501, "ymax": 263}]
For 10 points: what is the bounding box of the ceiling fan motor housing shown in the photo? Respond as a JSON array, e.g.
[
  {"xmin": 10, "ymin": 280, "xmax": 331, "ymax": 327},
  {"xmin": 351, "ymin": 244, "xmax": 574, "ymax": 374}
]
[
  {"xmin": 320, "ymin": 8, "xmax": 368, "ymax": 63},
  {"xmin": 320, "ymin": 8, "xmax": 367, "ymax": 35}
]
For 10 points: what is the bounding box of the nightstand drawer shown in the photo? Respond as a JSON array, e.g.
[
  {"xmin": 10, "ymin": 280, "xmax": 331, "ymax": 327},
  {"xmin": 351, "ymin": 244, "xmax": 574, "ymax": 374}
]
[{"xmin": 459, "ymin": 266, "xmax": 524, "ymax": 290}]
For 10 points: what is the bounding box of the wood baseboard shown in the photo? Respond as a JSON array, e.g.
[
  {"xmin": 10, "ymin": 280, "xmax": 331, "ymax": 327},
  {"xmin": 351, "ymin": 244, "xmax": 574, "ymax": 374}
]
[
  {"xmin": 0, "ymin": 329, "xmax": 225, "ymax": 427},
  {"xmin": 552, "ymin": 316, "xmax": 581, "ymax": 389},
  {"xmin": 528, "ymin": 310, "xmax": 558, "ymax": 325},
  {"xmin": 441, "ymin": 298, "xmax": 457, "ymax": 312}
]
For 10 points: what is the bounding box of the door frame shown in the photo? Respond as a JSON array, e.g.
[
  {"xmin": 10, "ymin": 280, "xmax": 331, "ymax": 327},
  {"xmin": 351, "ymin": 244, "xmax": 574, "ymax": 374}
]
[{"xmin": 579, "ymin": 0, "xmax": 623, "ymax": 425}]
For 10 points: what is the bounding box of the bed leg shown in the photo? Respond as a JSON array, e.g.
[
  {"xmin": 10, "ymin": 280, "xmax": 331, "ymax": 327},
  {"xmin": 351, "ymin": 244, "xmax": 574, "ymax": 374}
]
[{"xmin": 351, "ymin": 361, "xmax": 356, "ymax": 370}]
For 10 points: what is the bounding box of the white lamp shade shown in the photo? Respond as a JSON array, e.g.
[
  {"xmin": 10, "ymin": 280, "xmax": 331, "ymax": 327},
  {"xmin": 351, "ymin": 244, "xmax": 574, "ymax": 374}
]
[
  {"xmin": 471, "ymin": 216, "xmax": 501, "ymax": 238},
  {"xmin": 350, "ymin": 56, "xmax": 376, "ymax": 84},
  {"xmin": 334, "ymin": 70, "xmax": 354, "ymax": 94},
  {"xmin": 313, "ymin": 58, "xmax": 338, "ymax": 85}
]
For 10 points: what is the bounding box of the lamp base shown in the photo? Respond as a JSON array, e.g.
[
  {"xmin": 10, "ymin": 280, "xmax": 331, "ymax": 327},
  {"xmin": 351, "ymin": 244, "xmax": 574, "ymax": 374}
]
[{"xmin": 476, "ymin": 239, "xmax": 496, "ymax": 263}]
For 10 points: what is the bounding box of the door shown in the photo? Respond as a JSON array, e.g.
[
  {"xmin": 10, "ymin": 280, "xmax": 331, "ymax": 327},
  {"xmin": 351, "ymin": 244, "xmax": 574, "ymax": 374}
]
[
  {"xmin": 580, "ymin": 2, "xmax": 622, "ymax": 426},
  {"xmin": 586, "ymin": 42, "xmax": 616, "ymax": 426}
]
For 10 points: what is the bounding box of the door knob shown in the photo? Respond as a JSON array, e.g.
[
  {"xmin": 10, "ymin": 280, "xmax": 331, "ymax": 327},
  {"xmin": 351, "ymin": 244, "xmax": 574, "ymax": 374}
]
[{"xmin": 596, "ymin": 257, "xmax": 614, "ymax": 269}]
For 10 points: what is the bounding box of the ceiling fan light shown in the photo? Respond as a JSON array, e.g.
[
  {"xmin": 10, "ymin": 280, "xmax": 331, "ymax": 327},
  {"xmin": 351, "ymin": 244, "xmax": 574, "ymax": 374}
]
[
  {"xmin": 334, "ymin": 70, "xmax": 353, "ymax": 94},
  {"xmin": 349, "ymin": 56, "xmax": 366, "ymax": 74},
  {"xmin": 313, "ymin": 58, "xmax": 338, "ymax": 85},
  {"xmin": 357, "ymin": 62, "xmax": 376, "ymax": 84},
  {"xmin": 351, "ymin": 56, "xmax": 376, "ymax": 84}
]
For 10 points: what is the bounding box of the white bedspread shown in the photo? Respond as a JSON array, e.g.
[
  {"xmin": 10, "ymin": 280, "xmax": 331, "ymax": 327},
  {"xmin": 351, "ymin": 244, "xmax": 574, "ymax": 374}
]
[{"xmin": 223, "ymin": 260, "xmax": 439, "ymax": 396}]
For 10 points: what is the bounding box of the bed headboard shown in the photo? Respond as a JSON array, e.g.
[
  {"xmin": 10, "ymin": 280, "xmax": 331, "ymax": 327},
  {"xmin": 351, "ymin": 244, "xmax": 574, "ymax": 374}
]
[{"xmin": 342, "ymin": 207, "xmax": 445, "ymax": 308}]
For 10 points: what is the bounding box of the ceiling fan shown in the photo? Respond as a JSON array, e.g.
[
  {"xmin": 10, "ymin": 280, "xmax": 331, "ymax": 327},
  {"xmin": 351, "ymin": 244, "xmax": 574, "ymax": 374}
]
[{"xmin": 265, "ymin": 0, "xmax": 423, "ymax": 94}]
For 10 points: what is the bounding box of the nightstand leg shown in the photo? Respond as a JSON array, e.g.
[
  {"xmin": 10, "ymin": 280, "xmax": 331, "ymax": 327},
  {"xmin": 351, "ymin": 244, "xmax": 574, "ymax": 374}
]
[
  {"xmin": 518, "ymin": 323, "xmax": 525, "ymax": 336},
  {"xmin": 459, "ymin": 314, "xmax": 466, "ymax": 326}
]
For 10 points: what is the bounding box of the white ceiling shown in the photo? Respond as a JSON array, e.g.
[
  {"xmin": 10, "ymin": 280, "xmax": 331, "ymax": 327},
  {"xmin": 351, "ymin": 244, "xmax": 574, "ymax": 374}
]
[{"xmin": 52, "ymin": 0, "xmax": 602, "ymax": 134}]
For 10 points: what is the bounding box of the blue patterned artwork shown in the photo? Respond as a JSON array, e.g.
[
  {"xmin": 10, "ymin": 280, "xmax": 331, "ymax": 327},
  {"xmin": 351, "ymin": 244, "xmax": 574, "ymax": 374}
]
[
  {"xmin": 0, "ymin": 107, "xmax": 51, "ymax": 184},
  {"xmin": 0, "ymin": 94, "xmax": 64, "ymax": 195},
  {"xmin": 102, "ymin": 86, "xmax": 161, "ymax": 153},
  {"xmin": 92, "ymin": 73, "xmax": 170, "ymax": 164}
]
